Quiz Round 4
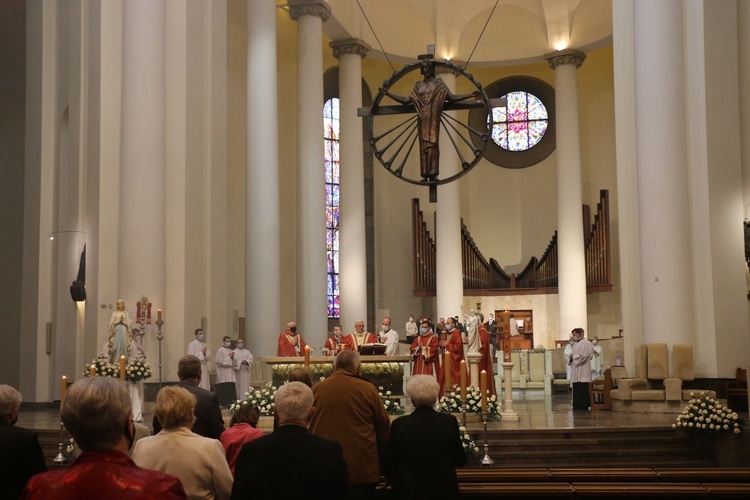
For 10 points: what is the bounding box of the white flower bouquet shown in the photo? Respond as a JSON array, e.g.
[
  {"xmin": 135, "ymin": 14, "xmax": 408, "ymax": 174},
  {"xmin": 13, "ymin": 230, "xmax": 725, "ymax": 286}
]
[
  {"xmin": 436, "ymin": 385, "xmax": 500, "ymax": 420},
  {"xmin": 378, "ymin": 386, "xmax": 405, "ymax": 415},
  {"xmin": 230, "ymin": 382, "xmax": 276, "ymax": 416},
  {"xmin": 83, "ymin": 359, "xmax": 119, "ymax": 378},
  {"xmin": 125, "ymin": 358, "xmax": 153, "ymax": 382},
  {"xmin": 673, "ymin": 392, "xmax": 742, "ymax": 434},
  {"xmin": 459, "ymin": 425, "xmax": 479, "ymax": 455}
]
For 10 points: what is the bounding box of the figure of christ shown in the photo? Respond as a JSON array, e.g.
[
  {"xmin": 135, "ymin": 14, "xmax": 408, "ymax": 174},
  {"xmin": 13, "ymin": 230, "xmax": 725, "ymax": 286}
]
[
  {"xmin": 464, "ymin": 312, "xmax": 480, "ymax": 354},
  {"xmin": 384, "ymin": 58, "xmax": 480, "ymax": 181}
]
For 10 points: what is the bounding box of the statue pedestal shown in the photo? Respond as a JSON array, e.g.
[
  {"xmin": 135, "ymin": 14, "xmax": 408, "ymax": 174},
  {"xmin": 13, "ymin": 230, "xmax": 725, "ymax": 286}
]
[
  {"xmin": 500, "ymin": 362, "xmax": 519, "ymax": 421},
  {"xmin": 465, "ymin": 352, "xmax": 482, "ymax": 387}
]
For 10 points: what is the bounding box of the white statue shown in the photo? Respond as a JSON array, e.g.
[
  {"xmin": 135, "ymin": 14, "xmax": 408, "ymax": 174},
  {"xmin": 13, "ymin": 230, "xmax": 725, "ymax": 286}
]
[{"xmin": 465, "ymin": 311, "xmax": 480, "ymax": 354}]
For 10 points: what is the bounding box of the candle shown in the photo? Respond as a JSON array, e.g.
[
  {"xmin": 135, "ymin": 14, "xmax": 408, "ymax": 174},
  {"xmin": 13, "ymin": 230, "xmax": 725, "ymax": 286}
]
[
  {"xmin": 304, "ymin": 345, "xmax": 310, "ymax": 366},
  {"xmin": 480, "ymin": 370, "xmax": 488, "ymax": 413},
  {"xmin": 119, "ymin": 356, "xmax": 127, "ymax": 381},
  {"xmin": 89, "ymin": 364, "xmax": 96, "ymax": 377},
  {"xmin": 157, "ymin": 308, "xmax": 162, "ymax": 322},
  {"xmin": 460, "ymin": 360, "xmax": 467, "ymax": 401},
  {"xmin": 443, "ymin": 352, "xmax": 451, "ymax": 391},
  {"xmin": 60, "ymin": 376, "xmax": 67, "ymax": 411}
]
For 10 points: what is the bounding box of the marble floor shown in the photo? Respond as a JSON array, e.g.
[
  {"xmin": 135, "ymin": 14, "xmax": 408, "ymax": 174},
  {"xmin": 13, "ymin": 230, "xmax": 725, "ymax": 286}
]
[{"xmin": 18, "ymin": 391, "xmax": 685, "ymax": 432}]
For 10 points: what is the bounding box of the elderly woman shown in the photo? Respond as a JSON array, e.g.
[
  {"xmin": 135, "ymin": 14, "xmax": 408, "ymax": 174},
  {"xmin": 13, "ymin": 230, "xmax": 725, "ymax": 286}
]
[
  {"xmin": 133, "ymin": 386, "xmax": 233, "ymax": 500},
  {"xmin": 220, "ymin": 403, "xmax": 264, "ymax": 476},
  {"xmin": 384, "ymin": 375, "xmax": 466, "ymax": 499}
]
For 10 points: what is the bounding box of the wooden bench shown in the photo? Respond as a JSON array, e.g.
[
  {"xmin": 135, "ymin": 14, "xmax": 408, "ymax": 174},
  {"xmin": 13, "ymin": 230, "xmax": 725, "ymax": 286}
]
[
  {"xmin": 589, "ymin": 368, "xmax": 613, "ymax": 410},
  {"xmin": 725, "ymin": 367, "xmax": 748, "ymax": 413},
  {"xmin": 450, "ymin": 468, "xmax": 750, "ymax": 498}
]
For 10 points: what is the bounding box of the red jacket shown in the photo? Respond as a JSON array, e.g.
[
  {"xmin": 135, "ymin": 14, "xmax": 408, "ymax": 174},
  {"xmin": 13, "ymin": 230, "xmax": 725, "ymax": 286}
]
[{"xmin": 23, "ymin": 449, "xmax": 186, "ymax": 499}]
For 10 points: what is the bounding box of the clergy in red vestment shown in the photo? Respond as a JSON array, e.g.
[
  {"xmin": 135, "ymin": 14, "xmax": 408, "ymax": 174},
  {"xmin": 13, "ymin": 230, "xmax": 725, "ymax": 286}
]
[
  {"xmin": 478, "ymin": 322, "xmax": 496, "ymax": 397},
  {"xmin": 341, "ymin": 319, "xmax": 379, "ymax": 352},
  {"xmin": 439, "ymin": 317, "xmax": 464, "ymax": 392},
  {"xmin": 323, "ymin": 324, "xmax": 345, "ymax": 355},
  {"xmin": 410, "ymin": 321, "xmax": 440, "ymax": 378},
  {"xmin": 277, "ymin": 321, "xmax": 307, "ymax": 357}
]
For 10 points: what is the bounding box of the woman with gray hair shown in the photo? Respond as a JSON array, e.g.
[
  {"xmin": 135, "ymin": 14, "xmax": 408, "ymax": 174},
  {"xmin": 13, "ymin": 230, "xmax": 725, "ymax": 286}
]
[
  {"xmin": 384, "ymin": 375, "xmax": 466, "ymax": 499},
  {"xmin": 133, "ymin": 386, "xmax": 233, "ymax": 500}
]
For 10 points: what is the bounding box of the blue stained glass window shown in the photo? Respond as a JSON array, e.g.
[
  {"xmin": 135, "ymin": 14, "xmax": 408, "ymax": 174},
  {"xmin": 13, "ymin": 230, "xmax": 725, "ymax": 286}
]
[
  {"xmin": 489, "ymin": 91, "xmax": 548, "ymax": 152},
  {"xmin": 324, "ymin": 98, "xmax": 340, "ymax": 318}
]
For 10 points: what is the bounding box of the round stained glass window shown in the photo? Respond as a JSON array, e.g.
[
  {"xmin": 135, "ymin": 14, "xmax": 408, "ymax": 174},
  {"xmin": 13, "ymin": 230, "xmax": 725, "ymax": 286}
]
[
  {"xmin": 469, "ymin": 76, "xmax": 556, "ymax": 169},
  {"xmin": 490, "ymin": 91, "xmax": 549, "ymax": 151}
]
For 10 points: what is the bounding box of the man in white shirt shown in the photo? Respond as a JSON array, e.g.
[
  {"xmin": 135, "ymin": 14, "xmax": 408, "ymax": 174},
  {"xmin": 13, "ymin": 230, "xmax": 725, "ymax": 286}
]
[
  {"xmin": 215, "ymin": 335, "xmax": 236, "ymax": 406},
  {"xmin": 379, "ymin": 317, "xmax": 400, "ymax": 356},
  {"xmin": 187, "ymin": 328, "xmax": 211, "ymax": 391},
  {"xmin": 233, "ymin": 338, "xmax": 254, "ymax": 400}
]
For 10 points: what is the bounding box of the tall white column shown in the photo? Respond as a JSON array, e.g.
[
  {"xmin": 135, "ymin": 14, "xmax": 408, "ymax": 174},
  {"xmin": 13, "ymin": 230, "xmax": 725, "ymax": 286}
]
[
  {"xmin": 247, "ymin": 0, "xmax": 280, "ymax": 357},
  {"xmin": 632, "ymin": 0, "xmax": 693, "ymax": 345},
  {"xmin": 120, "ymin": 0, "xmax": 166, "ymax": 315},
  {"xmin": 546, "ymin": 50, "xmax": 588, "ymax": 338},
  {"xmin": 289, "ymin": 0, "xmax": 330, "ymax": 348},
  {"xmin": 331, "ymin": 38, "xmax": 370, "ymax": 332},
  {"xmin": 435, "ymin": 70, "xmax": 463, "ymax": 320}
]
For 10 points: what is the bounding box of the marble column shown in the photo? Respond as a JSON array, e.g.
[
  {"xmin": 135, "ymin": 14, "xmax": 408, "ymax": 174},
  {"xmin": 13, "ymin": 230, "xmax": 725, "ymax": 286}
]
[
  {"xmin": 632, "ymin": 0, "xmax": 693, "ymax": 346},
  {"xmin": 120, "ymin": 0, "xmax": 166, "ymax": 316},
  {"xmin": 247, "ymin": 0, "xmax": 281, "ymax": 357},
  {"xmin": 289, "ymin": 0, "xmax": 330, "ymax": 348},
  {"xmin": 545, "ymin": 49, "xmax": 588, "ymax": 338},
  {"xmin": 435, "ymin": 69, "xmax": 464, "ymax": 320},
  {"xmin": 331, "ymin": 38, "xmax": 370, "ymax": 332}
]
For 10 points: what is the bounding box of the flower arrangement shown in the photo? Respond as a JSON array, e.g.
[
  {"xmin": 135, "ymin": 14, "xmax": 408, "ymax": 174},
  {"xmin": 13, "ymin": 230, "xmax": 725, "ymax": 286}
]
[
  {"xmin": 459, "ymin": 426, "xmax": 479, "ymax": 455},
  {"xmin": 83, "ymin": 359, "xmax": 120, "ymax": 378},
  {"xmin": 672, "ymin": 392, "xmax": 742, "ymax": 434},
  {"xmin": 230, "ymin": 382, "xmax": 276, "ymax": 416},
  {"xmin": 437, "ymin": 385, "xmax": 500, "ymax": 420},
  {"xmin": 82, "ymin": 358, "xmax": 153, "ymax": 382},
  {"xmin": 378, "ymin": 386, "xmax": 405, "ymax": 415},
  {"xmin": 125, "ymin": 358, "xmax": 153, "ymax": 382},
  {"xmin": 528, "ymin": 345, "xmax": 546, "ymax": 353}
]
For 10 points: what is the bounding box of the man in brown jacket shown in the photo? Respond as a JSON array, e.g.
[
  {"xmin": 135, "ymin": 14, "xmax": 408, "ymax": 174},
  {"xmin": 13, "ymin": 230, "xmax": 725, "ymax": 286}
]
[{"xmin": 310, "ymin": 350, "xmax": 391, "ymax": 499}]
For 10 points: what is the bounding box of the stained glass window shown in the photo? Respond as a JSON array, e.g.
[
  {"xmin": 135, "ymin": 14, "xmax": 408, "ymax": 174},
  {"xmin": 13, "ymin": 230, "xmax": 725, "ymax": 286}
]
[
  {"xmin": 489, "ymin": 91, "xmax": 548, "ymax": 151},
  {"xmin": 324, "ymin": 98, "xmax": 340, "ymax": 318}
]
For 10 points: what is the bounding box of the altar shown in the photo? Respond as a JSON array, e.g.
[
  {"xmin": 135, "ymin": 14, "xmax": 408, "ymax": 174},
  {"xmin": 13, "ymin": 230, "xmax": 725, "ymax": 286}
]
[{"xmin": 263, "ymin": 355, "xmax": 411, "ymax": 395}]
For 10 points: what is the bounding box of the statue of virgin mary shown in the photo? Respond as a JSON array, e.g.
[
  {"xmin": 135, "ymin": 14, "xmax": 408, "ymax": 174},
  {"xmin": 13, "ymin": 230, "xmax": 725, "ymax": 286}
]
[{"xmin": 108, "ymin": 299, "xmax": 132, "ymax": 363}]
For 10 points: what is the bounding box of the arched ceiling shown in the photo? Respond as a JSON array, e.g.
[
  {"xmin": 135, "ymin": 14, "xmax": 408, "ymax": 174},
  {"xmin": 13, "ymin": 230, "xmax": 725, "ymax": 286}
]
[{"xmin": 318, "ymin": 0, "xmax": 613, "ymax": 66}]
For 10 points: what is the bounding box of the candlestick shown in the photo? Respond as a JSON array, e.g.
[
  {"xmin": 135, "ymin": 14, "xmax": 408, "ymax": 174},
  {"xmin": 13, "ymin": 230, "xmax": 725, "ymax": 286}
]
[
  {"xmin": 157, "ymin": 308, "xmax": 162, "ymax": 322},
  {"xmin": 304, "ymin": 345, "xmax": 311, "ymax": 366},
  {"xmin": 90, "ymin": 364, "xmax": 96, "ymax": 377},
  {"xmin": 119, "ymin": 356, "xmax": 127, "ymax": 381},
  {"xmin": 460, "ymin": 360, "xmax": 467, "ymax": 401},
  {"xmin": 60, "ymin": 376, "xmax": 67, "ymax": 411},
  {"xmin": 156, "ymin": 317, "xmax": 165, "ymax": 390},
  {"xmin": 480, "ymin": 370, "xmax": 487, "ymax": 413},
  {"xmin": 444, "ymin": 352, "xmax": 451, "ymax": 391}
]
